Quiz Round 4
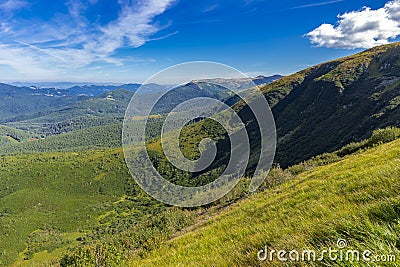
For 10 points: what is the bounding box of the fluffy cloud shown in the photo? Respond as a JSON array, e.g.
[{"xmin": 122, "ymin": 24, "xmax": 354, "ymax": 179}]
[{"xmin": 306, "ymin": 0, "xmax": 400, "ymax": 49}]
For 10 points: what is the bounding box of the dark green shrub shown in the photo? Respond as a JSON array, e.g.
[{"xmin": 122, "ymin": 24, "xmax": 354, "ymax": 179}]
[
  {"xmin": 368, "ymin": 127, "xmax": 400, "ymax": 147},
  {"xmin": 336, "ymin": 140, "xmax": 369, "ymax": 157}
]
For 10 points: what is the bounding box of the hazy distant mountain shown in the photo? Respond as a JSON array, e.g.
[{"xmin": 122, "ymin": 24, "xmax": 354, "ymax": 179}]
[
  {"xmin": 252, "ymin": 75, "xmax": 284, "ymax": 85},
  {"xmin": 0, "ymin": 82, "xmax": 173, "ymax": 121},
  {"xmin": 3, "ymin": 75, "xmax": 281, "ymax": 99},
  {"xmin": 62, "ymin": 83, "xmax": 173, "ymax": 96},
  {"xmin": 62, "ymin": 84, "xmax": 141, "ymax": 96},
  {"xmin": 1, "ymin": 82, "xmax": 237, "ymax": 135},
  {"xmin": 0, "ymin": 83, "xmax": 87, "ymax": 120},
  {"xmin": 0, "ymin": 74, "xmax": 279, "ymax": 127},
  {"xmin": 10, "ymin": 81, "xmax": 121, "ymax": 89},
  {"xmin": 10, "ymin": 83, "xmax": 172, "ymax": 97},
  {"xmin": 195, "ymin": 75, "xmax": 283, "ymax": 91}
]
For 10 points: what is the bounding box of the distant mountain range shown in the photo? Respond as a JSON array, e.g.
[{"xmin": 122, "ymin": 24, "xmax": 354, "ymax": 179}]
[
  {"xmin": 0, "ymin": 83, "xmax": 86, "ymax": 120},
  {"xmin": 0, "ymin": 75, "xmax": 282, "ymax": 135},
  {"xmin": 194, "ymin": 74, "xmax": 283, "ymax": 91},
  {"xmin": 2, "ymin": 83, "xmax": 166, "ymax": 97},
  {"xmin": 10, "ymin": 81, "xmax": 122, "ymax": 89},
  {"xmin": 4, "ymin": 75, "xmax": 282, "ymax": 98}
]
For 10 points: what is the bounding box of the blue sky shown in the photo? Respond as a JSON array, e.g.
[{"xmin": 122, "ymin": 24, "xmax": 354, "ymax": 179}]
[{"xmin": 0, "ymin": 0, "xmax": 398, "ymax": 83}]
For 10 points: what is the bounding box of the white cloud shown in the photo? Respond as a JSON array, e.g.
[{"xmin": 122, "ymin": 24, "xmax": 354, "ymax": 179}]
[
  {"xmin": 0, "ymin": 0, "xmax": 28, "ymax": 13},
  {"xmin": 0, "ymin": 44, "xmax": 63, "ymax": 78},
  {"xmin": 0, "ymin": 22, "xmax": 11, "ymax": 33},
  {"xmin": 292, "ymin": 0, "xmax": 343, "ymax": 10},
  {"xmin": 0, "ymin": 0, "xmax": 175, "ymax": 79},
  {"xmin": 306, "ymin": 0, "xmax": 400, "ymax": 49},
  {"xmin": 202, "ymin": 4, "xmax": 219, "ymax": 13}
]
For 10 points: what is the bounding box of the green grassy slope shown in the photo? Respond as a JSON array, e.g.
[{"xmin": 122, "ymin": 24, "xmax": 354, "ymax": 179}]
[
  {"xmin": 130, "ymin": 137, "xmax": 400, "ymax": 266},
  {"xmin": 5, "ymin": 128, "xmax": 399, "ymax": 266}
]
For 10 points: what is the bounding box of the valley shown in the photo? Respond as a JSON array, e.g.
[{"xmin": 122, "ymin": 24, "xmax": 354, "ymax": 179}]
[{"xmin": 1, "ymin": 43, "xmax": 400, "ymax": 266}]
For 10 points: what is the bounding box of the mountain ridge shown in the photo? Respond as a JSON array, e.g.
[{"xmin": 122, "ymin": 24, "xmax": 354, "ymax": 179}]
[{"xmin": 245, "ymin": 42, "xmax": 400, "ymax": 167}]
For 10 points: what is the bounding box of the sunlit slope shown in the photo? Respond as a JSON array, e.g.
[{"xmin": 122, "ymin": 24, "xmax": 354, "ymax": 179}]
[{"xmin": 130, "ymin": 138, "xmax": 400, "ymax": 266}]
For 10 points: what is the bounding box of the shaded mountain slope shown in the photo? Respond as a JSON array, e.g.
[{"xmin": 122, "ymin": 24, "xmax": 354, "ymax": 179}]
[
  {"xmin": 265, "ymin": 42, "xmax": 400, "ymax": 166},
  {"xmin": 225, "ymin": 42, "xmax": 400, "ymax": 168}
]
